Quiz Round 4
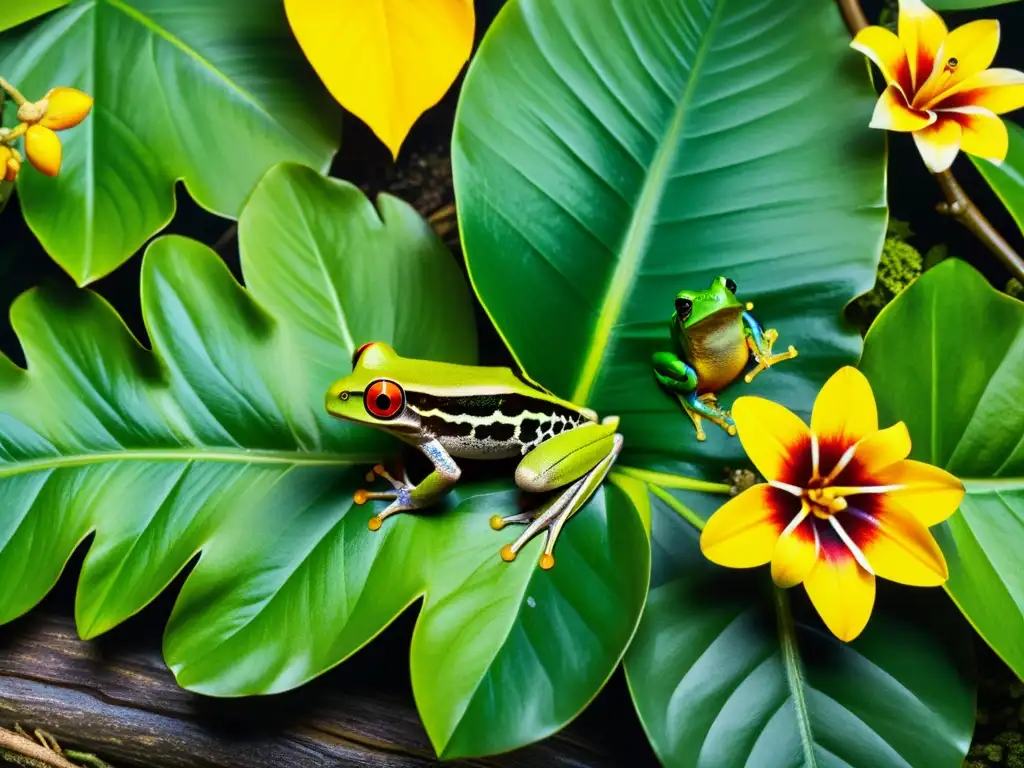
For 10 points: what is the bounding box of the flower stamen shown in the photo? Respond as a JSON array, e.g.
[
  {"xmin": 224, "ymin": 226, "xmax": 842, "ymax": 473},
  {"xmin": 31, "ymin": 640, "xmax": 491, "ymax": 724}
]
[{"xmin": 822, "ymin": 442, "xmax": 858, "ymax": 485}]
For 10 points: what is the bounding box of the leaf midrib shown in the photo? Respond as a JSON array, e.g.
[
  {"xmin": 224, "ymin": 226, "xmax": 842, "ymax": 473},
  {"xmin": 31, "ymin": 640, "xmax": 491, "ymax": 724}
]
[
  {"xmin": 0, "ymin": 447, "xmax": 373, "ymax": 478},
  {"xmin": 570, "ymin": 0, "xmax": 727, "ymax": 405}
]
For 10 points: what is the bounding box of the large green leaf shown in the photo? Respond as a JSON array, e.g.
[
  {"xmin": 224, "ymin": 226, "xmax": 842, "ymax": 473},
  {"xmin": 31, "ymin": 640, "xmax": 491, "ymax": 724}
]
[
  {"xmin": 861, "ymin": 259, "xmax": 1024, "ymax": 680},
  {"xmin": 453, "ymin": 0, "xmax": 886, "ymax": 469},
  {"xmin": 973, "ymin": 120, "xmax": 1024, "ymax": 238},
  {"xmin": 0, "ymin": 0, "xmax": 341, "ymax": 284},
  {"xmin": 0, "ymin": 163, "xmax": 650, "ymax": 760},
  {"xmin": 0, "ymin": 0, "xmax": 67, "ymax": 32},
  {"xmin": 625, "ymin": 491, "xmax": 976, "ymax": 768}
]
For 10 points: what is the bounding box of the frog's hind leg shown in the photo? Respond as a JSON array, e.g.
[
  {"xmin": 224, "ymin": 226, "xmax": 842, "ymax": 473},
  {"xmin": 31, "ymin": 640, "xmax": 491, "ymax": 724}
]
[
  {"xmin": 495, "ymin": 420, "xmax": 623, "ymax": 570},
  {"xmin": 742, "ymin": 311, "xmax": 798, "ymax": 384},
  {"xmin": 674, "ymin": 391, "xmax": 736, "ymax": 441}
]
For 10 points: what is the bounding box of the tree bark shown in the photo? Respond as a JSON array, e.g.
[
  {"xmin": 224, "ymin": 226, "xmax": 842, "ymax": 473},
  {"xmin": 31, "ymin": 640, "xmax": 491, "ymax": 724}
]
[{"xmin": 0, "ymin": 612, "xmax": 626, "ymax": 768}]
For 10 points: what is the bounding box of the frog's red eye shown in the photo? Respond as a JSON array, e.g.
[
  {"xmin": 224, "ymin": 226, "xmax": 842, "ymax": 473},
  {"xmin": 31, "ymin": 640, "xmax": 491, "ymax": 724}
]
[
  {"xmin": 364, "ymin": 379, "xmax": 405, "ymax": 420},
  {"xmin": 352, "ymin": 342, "xmax": 377, "ymax": 369}
]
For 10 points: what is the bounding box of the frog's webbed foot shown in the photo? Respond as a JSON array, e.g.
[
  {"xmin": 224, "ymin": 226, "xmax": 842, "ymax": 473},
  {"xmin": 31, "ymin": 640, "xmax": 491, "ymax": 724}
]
[
  {"xmin": 354, "ymin": 464, "xmax": 418, "ymax": 531},
  {"xmin": 491, "ymin": 433, "xmax": 624, "ymax": 570},
  {"xmin": 679, "ymin": 393, "xmax": 736, "ymax": 441},
  {"xmin": 743, "ymin": 328, "xmax": 798, "ymax": 384}
]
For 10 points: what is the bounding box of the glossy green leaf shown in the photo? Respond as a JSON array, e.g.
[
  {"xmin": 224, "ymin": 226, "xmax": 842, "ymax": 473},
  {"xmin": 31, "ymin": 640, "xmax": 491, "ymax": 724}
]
[
  {"xmin": 0, "ymin": 162, "xmax": 474, "ymax": 667},
  {"xmin": 861, "ymin": 258, "xmax": 1024, "ymax": 679},
  {"xmin": 0, "ymin": 163, "xmax": 650, "ymax": 760},
  {"xmin": 453, "ymin": 0, "xmax": 886, "ymax": 470},
  {"xmin": 410, "ymin": 482, "xmax": 648, "ymax": 758},
  {"xmin": 625, "ymin": 493, "xmax": 976, "ymax": 768},
  {"xmin": 0, "ymin": 0, "xmax": 341, "ymax": 284},
  {"xmin": 0, "ymin": 0, "xmax": 67, "ymax": 32},
  {"xmin": 973, "ymin": 120, "xmax": 1024, "ymax": 238}
]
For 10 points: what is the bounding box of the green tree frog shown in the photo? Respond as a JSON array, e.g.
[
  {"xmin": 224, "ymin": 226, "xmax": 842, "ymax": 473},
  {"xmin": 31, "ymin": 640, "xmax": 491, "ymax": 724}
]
[
  {"xmin": 652, "ymin": 276, "xmax": 797, "ymax": 441},
  {"xmin": 325, "ymin": 342, "xmax": 623, "ymax": 569}
]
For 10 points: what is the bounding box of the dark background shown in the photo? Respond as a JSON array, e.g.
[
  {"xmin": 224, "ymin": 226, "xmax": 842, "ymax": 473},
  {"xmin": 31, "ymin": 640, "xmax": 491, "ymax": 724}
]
[{"xmin": 0, "ymin": 0, "xmax": 1020, "ymax": 764}]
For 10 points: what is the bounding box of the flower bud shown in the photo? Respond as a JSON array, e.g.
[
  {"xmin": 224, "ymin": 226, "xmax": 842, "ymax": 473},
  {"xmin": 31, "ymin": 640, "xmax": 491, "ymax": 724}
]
[
  {"xmin": 40, "ymin": 87, "xmax": 93, "ymax": 130},
  {"xmin": 0, "ymin": 146, "xmax": 16, "ymax": 182},
  {"xmin": 24, "ymin": 124, "xmax": 62, "ymax": 177},
  {"xmin": 16, "ymin": 100, "xmax": 46, "ymax": 124}
]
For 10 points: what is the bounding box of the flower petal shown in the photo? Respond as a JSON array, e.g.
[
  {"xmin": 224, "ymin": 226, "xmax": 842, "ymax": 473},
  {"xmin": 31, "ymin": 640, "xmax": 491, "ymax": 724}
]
[
  {"xmin": 915, "ymin": 20, "xmax": 1000, "ymax": 109},
  {"xmin": 873, "ymin": 459, "xmax": 965, "ymax": 526},
  {"xmin": 771, "ymin": 511, "xmax": 818, "ymax": 588},
  {"xmin": 24, "ymin": 124, "xmax": 62, "ymax": 177},
  {"xmin": 852, "ymin": 422, "xmax": 912, "ymax": 476},
  {"xmin": 733, "ymin": 396, "xmax": 811, "ymax": 486},
  {"xmin": 40, "ymin": 87, "xmax": 93, "ymax": 131},
  {"xmin": 898, "ymin": 0, "xmax": 948, "ymax": 91},
  {"xmin": 804, "ymin": 551, "xmax": 875, "ymax": 642},
  {"xmin": 939, "ymin": 68, "xmax": 1024, "ymax": 115},
  {"xmin": 700, "ymin": 484, "xmax": 796, "ymax": 568},
  {"xmin": 851, "ymin": 26, "xmax": 913, "ymax": 96},
  {"xmin": 811, "ymin": 367, "xmax": 878, "ymax": 449},
  {"xmin": 850, "ymin": 498, "xmax": 948, "ymax": 586},
  {"xmin": 912, "ymin": 117, "xmax": 962, "ymax": 173},
  {"xmin": 939, "ymin": 106, "xmax": 1009, "ymax": 164},
  {"xmin": 869, "ymin": 85, "xmax": 936, "ymax": 133}
]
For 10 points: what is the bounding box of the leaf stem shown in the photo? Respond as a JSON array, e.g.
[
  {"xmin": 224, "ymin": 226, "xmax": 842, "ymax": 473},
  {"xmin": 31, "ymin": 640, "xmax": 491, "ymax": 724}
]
[
  {"xmin": 614, "ymin": 465, "xmax": 732, "ymax": 495},
  {"xmin": 648, "ymin": 483, "xmax": 707, "ymax": 531},
  {"xmin": 0, "ymin": 76, "xmax": 28, "ymax": 106},
  {"xmin": 835, "ymin": 0, "xmax": 1024, "ymax": 283}
]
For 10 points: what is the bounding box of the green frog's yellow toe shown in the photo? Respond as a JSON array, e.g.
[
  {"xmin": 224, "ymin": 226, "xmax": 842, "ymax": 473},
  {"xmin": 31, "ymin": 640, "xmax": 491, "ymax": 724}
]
[
  {"xmin": 500, "ymin": 544, "xmax": 517, "ymax": 562},
  {"xmin": 368, "ymin": 515, "xmax": 383, "ymax": 531},
  {"xmin": 490, "ymin": 514, "xmax": 506, "ymax": 531},
  {"xmin": 539, "ymin": 553, "xmax": 555, "ymax": 570},
  {"xmin": 354, "ymin": 489, "xmax": 369, "ymax": 505}
]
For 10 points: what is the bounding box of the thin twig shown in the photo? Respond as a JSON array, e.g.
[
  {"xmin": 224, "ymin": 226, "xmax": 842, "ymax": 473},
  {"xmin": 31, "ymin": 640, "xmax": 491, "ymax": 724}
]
[
  {"xmin": 0, "ymin": 728, "xmax": 81, "ymax": 768},
  {"xmin": 836, "ymin": 0, "xmax": 1024, "ymax": 282},
  {"xmin": 0, "ymin": 77, "xmax": 27, "ymax": 106}
]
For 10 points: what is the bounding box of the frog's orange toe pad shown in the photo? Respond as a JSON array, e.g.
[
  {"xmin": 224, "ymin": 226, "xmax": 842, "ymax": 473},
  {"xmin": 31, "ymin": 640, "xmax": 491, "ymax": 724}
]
[
  {"xmin": 354, "ymin": 489, "xmax": 369, "ymax": 505},
  {"xmin": 539, "ymin": 553, "xmax": 555, "ymax": 570},
  {"xmin": 368, "ymin": 515, "xmax": 383, "ymax": 532},
  {"xmin": 373, "ymin": 464, "xmax": 386, "ymax": 475},
  {"xmin": 490, "ymin": 515, "xmax": 506, "ymax": 531},
  {"xmin": 500, "ymin": 544, "xmax": 517, "ymax": 562}
]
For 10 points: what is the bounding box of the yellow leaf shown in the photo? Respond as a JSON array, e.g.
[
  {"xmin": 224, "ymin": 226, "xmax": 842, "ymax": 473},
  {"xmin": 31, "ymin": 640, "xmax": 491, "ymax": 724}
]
[{"xmin": 285, "ymin": 0, "xmax": 475, "ymax": 158}]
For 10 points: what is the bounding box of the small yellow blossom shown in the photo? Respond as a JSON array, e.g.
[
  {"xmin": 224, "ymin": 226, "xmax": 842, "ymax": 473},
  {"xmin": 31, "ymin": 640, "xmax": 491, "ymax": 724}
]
[
  {"xmin": 851, "ymin": 0, "xmax": 1024, "ymax": 173},
  {"xmin": 0, "ymin": 83, "xmax": 91, "ymax": 178},
  {"xmin": 37, "ymin": 87, "xmax": 93, "ymax": 131},
  {"xmin": 700, "ymin": 367, "xmax": 964, "ymax": 642}
]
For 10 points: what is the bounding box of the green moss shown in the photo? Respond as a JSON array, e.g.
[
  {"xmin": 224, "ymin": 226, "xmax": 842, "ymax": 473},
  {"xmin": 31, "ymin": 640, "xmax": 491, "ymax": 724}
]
[
  {"xmin": 969, "ymin": 664, "xmax": 1024, "ymax": 768},
  {"xmin": 854, "ymin": 237, "xmax": 924, "ymax": 319}
]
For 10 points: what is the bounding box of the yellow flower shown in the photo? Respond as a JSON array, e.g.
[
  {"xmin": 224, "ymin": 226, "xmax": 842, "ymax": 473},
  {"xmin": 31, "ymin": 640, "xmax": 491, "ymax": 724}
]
[
  {"xmin": 38, "ymin": 87, "xmax": 93, "ymax": 131},
  {"xmin": 24, "ymin": 124, "xmax": 61, "ymax": 177},
  {"xmin": 851, "ymin": 0, "xmax": 1024, "ymax": 173},
  {"xmin": 699, "ymin": 367, "xmax": 964, "ymax": 642}
]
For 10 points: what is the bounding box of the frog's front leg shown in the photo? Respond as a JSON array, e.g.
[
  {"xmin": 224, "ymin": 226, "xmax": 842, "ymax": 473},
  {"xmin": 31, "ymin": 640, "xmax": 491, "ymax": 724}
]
[
  {"xmin": 741, "ymin": 310, "xmax": 798, "ymax": 384},
  {"xmin": 652, "ymin": 351, "xmax": 735, "ymax": 441},
  {"xmin": 491, "ymin": 417, "xmax": 622, "ymax": 570},
  {"xmin": 355, "ymin": 438, "xmax": 462, "ymax": 531}
]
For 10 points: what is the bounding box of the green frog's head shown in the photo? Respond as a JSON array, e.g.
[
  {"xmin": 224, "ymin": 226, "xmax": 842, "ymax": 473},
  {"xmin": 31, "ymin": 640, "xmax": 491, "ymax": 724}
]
[
  {"xmin": 673, "ymin": 276, "xmax": 741, "ymax": 329},
  {"xmin": 324, "ymin": 341, "xmax": 415, "ymax": 431}
]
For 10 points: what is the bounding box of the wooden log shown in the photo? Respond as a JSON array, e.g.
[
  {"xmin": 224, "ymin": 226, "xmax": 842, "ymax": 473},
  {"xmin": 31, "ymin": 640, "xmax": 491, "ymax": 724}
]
[{"xmin": 0, "ymin": 610, "xmax": 641, "ymax": 768}]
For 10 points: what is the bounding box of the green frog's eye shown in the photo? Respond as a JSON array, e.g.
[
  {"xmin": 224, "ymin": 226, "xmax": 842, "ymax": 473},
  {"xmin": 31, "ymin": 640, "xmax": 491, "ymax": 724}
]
[
  {"xmin": 352, "ymin": 341, "xmax": 376, "ymax": 369},
  {"xmin": 675, "ymin": 298, "xmax": 693, "ymax": 320},
  {"xmin": 365, "ymin": 379, "xmax": 405, "ymax": 420},
  {"xmin": 725, "ymin": 278, "xmax": 737, "ymax": 294}
]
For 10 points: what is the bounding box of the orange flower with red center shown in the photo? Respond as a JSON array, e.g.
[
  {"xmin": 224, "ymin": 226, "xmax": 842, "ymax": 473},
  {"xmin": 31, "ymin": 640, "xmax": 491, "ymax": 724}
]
[
  {"xmin": 700, "ymin": 367, "xmax": 964, "ymax": 642},
  {"xmin": 851, "ymin": 0, "xmax": 1024, "ymax": 173}
]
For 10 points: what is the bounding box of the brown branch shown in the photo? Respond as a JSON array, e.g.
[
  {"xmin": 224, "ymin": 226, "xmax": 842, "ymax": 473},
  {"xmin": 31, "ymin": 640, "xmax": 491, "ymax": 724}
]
[
  {"xmin": 836, "ymin": 0, "xmax": 1024, "ymax": 283},
  {"xmin": 0, "ymin": 728, "xmax": 82, "ymax": 768}
]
